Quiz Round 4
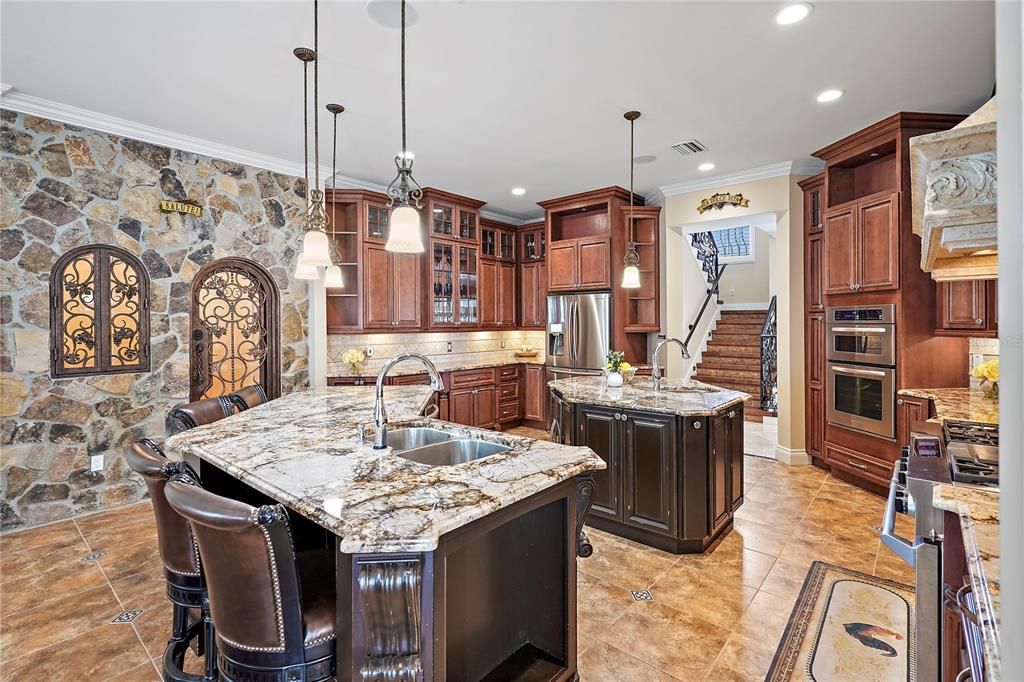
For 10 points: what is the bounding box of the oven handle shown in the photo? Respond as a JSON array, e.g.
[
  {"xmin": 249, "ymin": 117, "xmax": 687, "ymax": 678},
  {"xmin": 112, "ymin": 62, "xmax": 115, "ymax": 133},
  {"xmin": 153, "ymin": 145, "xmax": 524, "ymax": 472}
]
[
  {"xmin": 830, "ymin": 326, "xmax": 890, "ymax": 334},
  {"xmin": 881, "ymin": 462, "xmax": 921, "ymax": 566},
  {"xmin": 832, "ymin": 365, "xmax": 888, "ymax": 378}
]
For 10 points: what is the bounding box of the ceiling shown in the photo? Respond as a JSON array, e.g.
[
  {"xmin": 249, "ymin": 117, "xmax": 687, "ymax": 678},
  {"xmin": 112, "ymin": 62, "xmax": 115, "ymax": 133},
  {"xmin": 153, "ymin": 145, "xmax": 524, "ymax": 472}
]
[{"xmin": 1, "ymin": 1, "xmax": 994, "ymax": 220}]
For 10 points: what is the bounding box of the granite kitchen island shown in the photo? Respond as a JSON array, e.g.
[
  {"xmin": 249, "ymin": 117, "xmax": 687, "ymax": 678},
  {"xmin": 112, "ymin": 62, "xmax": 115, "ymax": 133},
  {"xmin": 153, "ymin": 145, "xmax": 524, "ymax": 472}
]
[
  {"xmin": 548, "ymin": 376, "xmax": 749, "ymax": 554},
  {"xmin": 167, "ymin": 385, "xmax": 604, "ymax": 682}
]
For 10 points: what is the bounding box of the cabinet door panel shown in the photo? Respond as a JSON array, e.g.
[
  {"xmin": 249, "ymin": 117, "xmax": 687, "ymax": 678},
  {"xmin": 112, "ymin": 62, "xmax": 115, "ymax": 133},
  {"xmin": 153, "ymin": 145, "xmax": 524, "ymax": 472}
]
[
  {"xmin": 392, "ymin": 252, "xmax": 422, "ymax": 329},
  {"xmin": 806, "ymin": 233, "xmax": 824, "ymax": 312},
  {"xmin": 806, "ymin": 313, "xmax": 825, "ymax": 386},
  {"xmin": 579, "ymin": 407, "xmax": 620, "ymax": 520},
  {"xmin": 363, "ymin": 244, "xmax": 392, "ymax": 329},
  {"xmin": 498, "ymin": 263, "xmax": 516, "ymax": 326},
  {"xmin": 475, "ymin": 387, "xmax": 496, "ymax": 429},
  {"xmin": 823, "ymin": 208, "xmax": 857, "ymax": 294},
  {"xmin": 478, "ymin": 260, "xmax": 498, "ymax": 326},
  {"xmin": 623, "ymin": 412, "xmax": 676, "ymax": 535},
  {"xmin": 709, "ymin": 414, "xmax": 731, "ymax": 535},
  {"xmin": 858, "ymin": 193, "xmax": 899, "ymax": 291},
  {"xmin": 536, "ymin": 261, "xmax": 547, "ymax": 326},
  {"xmin": 896, "ymin": 395, "xmax": 931, "ymax": 448},
  {"xmin": 728, "ymin": 408, "xmax": 744, "ymax": 510},
  {"xmin": 520, "ymin": 262, "xmax": 538, "ymax": 326},
  {"xmin": 807, "ymin": 385, "xmax": 824, "ymax": 460},
  {"xmin": 449, "ymin": 388, "xmax": 475, "ymax": 426},
  {"xmin": 577, "ymin": 238, "xmax": 611, "ymax": 289},
  {"xmin": 937, "ymin": 280, "xmax": 987, "ymax": 331},
  {"xmin": 548, "ymin": 243, "xmax": 578, "ymax": 291},
  {"xmin": 523, "ymin": 365, "xmax": 545, "ymax": 422}
]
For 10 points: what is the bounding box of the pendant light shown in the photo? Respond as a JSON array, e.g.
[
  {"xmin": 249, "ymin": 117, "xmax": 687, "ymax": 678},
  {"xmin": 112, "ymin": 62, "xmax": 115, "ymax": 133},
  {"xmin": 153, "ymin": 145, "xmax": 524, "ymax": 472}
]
[
  {"xmin": 621, "ymin": 110, "xmax": 642, "ymax": 289},
  {"xmin": 323, "ymin": 102, "xmax": 345, "ymax": 289},
  {"xmin": 294, "ymin": 252, "xmax": 320, "ymax": 280},
  {"xmin": 293, "ymin": 0, "xmax": 332, "ymax": 276},
  {"xmin": 384, "ymin": 0, "xmax": 425, "ymax": 253}
]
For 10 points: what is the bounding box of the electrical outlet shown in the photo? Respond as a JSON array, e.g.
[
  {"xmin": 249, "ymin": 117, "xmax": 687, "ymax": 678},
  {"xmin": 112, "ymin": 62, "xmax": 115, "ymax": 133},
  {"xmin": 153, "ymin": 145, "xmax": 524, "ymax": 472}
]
[
  {"xmin": 501, "ymin": 340, "xmax": 506, "ymax": 349},
  {"xmin": 447, "ymin": 342, "xmax": 453, "ymax": 353},
  {"xmin": 364, "ymin": 347, "xmax": 374, "ymax": 358},
  {"xmin": 90, "ymin": 454, "xmax": 103, "ymax": 472},
  {"xmin": 971, "ymin": 353, "xmax": 984, "ymax": 368}
]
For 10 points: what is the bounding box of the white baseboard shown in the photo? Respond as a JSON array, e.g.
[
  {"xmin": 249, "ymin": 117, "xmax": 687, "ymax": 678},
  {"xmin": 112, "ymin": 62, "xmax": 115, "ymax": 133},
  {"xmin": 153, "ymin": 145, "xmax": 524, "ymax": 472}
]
[{"xmin": 775, "ymin": 444, "xmax": 811, "ymax": 466}]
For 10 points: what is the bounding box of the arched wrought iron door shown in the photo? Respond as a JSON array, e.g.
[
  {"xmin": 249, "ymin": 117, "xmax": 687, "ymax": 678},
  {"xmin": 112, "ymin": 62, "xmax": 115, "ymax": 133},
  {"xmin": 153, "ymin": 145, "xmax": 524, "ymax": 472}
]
[{"xmin": 189, "ymin": 257, "xmax": 281, "ymax": 401}]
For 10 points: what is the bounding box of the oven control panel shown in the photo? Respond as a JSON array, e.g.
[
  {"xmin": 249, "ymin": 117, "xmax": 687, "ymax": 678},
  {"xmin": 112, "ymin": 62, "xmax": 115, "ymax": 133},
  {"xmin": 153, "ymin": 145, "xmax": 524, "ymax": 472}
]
[{"xmin": 827, "ymin": 303, "xmax": 896, "ymax": 324}]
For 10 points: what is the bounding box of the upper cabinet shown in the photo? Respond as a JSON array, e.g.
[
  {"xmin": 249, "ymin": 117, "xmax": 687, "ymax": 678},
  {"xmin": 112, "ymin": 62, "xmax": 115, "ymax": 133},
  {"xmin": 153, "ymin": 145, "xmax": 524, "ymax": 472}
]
[
  {"xmin": 517, "ymin": 222, "xmax": 547, "ymax": 330},
  {"xmin": 423, "ymin": 188, "xmax": 484, "ymax": 243},
  {"xmin": 823, "ymin": 191, "xmax": 899, "ymax": 294},
  {"xmin": 481, "ymin": 219, "xmax": 516, "ymax": 262},
  {"xmin": 935, "ymin": 279, "xmax": 997, "ymax": 337},
  {"xmin": 326, "ymin": 189, "xmax": 393, "ymax": 332}
]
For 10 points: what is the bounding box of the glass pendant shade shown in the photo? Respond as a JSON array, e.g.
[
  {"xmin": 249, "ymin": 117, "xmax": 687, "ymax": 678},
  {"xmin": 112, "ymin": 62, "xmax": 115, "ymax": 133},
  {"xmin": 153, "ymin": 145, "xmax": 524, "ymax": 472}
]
[
  {"xmin": 385, "ymin": 204, "xmax": 425, "ymax": 253},
  {"xmin": 301, "ymin": 229, "xmax": 333, "ymax": 267},
  {"xmin": 323, "ymin": 264, "xmax": 344, "ymax": 288},
  {"xmin": 293, "ymin": 253, "xmax": 320, "ymax": 280},
  {"xmin": 621, "ymin": 263, "xmax": 641, "ymax": 289}
]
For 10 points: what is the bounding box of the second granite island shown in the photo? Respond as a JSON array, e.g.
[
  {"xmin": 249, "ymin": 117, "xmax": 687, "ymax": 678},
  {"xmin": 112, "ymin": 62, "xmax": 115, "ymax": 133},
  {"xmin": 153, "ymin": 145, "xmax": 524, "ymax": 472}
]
[
  {"xmin": 167, "ymin": 385, "xmax": 604, "ymax": 682},
  {"xmin": 548, "ymin": 376, "xmax": 750, "ymax": 554}
]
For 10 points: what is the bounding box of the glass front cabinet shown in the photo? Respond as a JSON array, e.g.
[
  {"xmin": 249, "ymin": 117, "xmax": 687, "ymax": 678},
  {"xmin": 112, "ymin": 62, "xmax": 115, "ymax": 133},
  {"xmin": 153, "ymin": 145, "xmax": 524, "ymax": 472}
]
[{"xmin": 428, "ymin": 240, "xmax": 480, "ymax": 328}]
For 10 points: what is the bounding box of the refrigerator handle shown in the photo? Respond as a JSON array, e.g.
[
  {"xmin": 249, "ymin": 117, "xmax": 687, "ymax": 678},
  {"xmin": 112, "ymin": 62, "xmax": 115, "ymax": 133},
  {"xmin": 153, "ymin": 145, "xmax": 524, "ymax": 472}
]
[{"xmin": 571, "ymin": 298, "xmax": 580, "ymax": 367}]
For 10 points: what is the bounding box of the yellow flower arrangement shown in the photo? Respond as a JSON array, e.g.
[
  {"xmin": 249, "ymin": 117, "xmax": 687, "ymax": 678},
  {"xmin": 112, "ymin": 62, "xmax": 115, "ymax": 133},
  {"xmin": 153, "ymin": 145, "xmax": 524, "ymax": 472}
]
[
  {"xmin": 971, "ymin": 359, "xmax": 999, "ymax": 396},
  {"xmin": 341, "ymin": 347, "xmax": 366, "ymax": 375}
]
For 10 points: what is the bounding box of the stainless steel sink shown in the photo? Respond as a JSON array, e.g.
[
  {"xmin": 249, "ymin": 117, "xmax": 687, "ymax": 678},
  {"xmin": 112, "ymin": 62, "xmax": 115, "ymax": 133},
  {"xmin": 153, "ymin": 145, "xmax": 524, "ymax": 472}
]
[
  {"xmin": 397, "ymin": 439, "xmax": 510, "ymax": 466},
  {"xmin": 385, "ymin": 428, "xmax": 452, "ymax": 452}
]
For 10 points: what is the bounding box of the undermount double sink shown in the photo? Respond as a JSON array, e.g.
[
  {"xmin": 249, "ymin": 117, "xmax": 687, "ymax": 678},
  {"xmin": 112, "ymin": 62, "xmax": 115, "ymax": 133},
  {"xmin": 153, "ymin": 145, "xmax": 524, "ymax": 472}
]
[{"xmin": 385, "ymin": 428, "xmax": 510, "ymax": 466}]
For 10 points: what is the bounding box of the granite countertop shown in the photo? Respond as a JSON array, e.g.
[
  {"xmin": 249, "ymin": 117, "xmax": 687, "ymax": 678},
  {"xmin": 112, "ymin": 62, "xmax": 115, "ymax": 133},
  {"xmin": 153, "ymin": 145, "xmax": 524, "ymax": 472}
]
[
  {"xmin": 897, "ymin": 387, "xmax": 999, "ymax": 425},
  {"xmin": 548, "ymin": 376, "xmax": 749, "ymax": 417},
  {"xmin": 329, "ymin": 354, "xmax": 545, "ymax": 379},
  {"xmin": 933, "ymin": 485, "xmax": 1001, "ymax": 678},
  {"xmin": 166, "ymin": 386, "xmax": 604, "ymax": 554}
]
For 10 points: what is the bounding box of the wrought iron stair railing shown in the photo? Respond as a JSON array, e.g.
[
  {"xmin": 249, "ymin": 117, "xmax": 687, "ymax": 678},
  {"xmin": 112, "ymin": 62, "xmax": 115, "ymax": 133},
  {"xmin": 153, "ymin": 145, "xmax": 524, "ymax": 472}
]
[
  {"xmin": 760, "ymin": 295, "xmax": 778, "ymax": 412},
  {"xmin": 682, "ymin": 232, "xmax": 727, "ymax": 353}
]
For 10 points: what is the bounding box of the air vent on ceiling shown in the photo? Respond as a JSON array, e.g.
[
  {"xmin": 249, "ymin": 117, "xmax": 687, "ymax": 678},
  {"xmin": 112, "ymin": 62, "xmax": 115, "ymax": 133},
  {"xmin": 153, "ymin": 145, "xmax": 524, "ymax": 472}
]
[{"xmin": 670, "ymin": 139, "xmax": 708, "ymax": 156}]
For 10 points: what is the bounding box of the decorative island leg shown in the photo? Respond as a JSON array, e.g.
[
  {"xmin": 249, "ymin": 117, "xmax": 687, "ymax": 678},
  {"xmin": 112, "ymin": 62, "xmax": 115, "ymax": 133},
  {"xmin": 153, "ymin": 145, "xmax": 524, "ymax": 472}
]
[
  {"xmin": 357, "ymin": 559, "xmax": 424, "ymax": 682},
  {"xmin": 575, "ymin": 473, "xmax": 596, "ymax": 558}
]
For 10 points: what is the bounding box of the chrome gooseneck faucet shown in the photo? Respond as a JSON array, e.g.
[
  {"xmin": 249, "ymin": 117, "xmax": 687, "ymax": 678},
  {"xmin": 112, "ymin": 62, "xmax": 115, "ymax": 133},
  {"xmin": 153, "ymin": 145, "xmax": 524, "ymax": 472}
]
[
  {"xmin": 651, "ymin": 337, "xmax": 690, "ymax": 392},
  {"xmin": 373, "ymin": 353, "xmax": 444, "ymax": 449}
]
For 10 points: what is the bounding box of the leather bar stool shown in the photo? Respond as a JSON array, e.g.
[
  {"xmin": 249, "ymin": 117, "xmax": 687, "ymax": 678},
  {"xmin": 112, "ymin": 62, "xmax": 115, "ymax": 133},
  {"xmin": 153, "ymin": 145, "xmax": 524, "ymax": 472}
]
[
  {"xmin": 164, "ymin": 477, "xmax": 337, "ymax": 682},
  {"xmin": 166, "ymin": 396, "xmax": 237, "ymax": 437},
  {"xmin": 226, "ymin": 384, "xmax": 269, "ymax": 412},
  {"xmin": 125, "ymin": 440, "xmax": 217, "ymax": 682}
]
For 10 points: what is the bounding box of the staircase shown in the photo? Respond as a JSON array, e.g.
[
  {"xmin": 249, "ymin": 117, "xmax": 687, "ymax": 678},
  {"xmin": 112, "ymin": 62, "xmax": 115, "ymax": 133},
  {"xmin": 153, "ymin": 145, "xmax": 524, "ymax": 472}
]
[{"xmin": 692, "ymin": 309, "xmax": 777, "ymax": 422}]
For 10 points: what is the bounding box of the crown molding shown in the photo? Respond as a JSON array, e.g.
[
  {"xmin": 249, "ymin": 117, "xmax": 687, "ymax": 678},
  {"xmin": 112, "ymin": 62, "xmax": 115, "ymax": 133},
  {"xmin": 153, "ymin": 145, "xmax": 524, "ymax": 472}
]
[
  {"xmin": 0, "ymin": 86, "xmax": 530, "ymax": 225},
  {"xmin": 650, "ymin": 159, "xmax": 826, "ymax": 203}
]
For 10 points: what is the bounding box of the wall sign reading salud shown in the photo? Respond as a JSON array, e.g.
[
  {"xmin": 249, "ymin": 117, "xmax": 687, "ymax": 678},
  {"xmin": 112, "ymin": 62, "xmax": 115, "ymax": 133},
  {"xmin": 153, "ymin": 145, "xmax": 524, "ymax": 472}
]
[
  {"xmin": 697, "ymin": 192, "xmax": 750, "ymax": 214},
  {"xmin": 159, "ymin": 200, "xmax": 203, "ymax": 217}
]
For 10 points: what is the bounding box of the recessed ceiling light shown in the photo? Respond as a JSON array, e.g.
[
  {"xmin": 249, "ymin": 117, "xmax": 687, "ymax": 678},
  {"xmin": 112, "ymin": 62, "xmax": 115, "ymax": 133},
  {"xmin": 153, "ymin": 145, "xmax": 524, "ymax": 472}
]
[
  {"xmin": 511, "ymin": 187, "xmax": 526, "ymax": 196},
  {"xmin": 367, "ymin": 0, "xmax": 418, "ymax": 28},
  {"xmin": 775, "ymin": 3, "xmax": 813, "ymax": 25},
  {"xmin": 633, "ymin": 154, "xmax": 657, "ymax": 165},
  {"xmin": 816, "ymin": 89, "xmax": 844, "ymax": 103},
  {"xmin": 698, "ymin": 162, "xmax": 715, "ymax": 172}
]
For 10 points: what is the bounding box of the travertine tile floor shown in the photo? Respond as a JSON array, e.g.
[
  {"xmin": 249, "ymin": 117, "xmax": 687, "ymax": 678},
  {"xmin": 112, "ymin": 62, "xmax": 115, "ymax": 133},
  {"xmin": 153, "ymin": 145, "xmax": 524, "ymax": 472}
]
[{"xmin": 0, "ymin": 453, "xmax": 913, "ymax": 681}]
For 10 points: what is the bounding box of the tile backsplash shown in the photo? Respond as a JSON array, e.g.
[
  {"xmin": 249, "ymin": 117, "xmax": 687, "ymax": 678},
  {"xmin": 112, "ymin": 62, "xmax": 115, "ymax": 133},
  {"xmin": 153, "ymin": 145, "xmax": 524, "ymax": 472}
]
[
  {"xmin": 968, "ymin": 337, "xmax": 999, "ymax": 388},
  {"xmin": 327, "ymin": 330, "xmax": 546, "ymax": 376}
]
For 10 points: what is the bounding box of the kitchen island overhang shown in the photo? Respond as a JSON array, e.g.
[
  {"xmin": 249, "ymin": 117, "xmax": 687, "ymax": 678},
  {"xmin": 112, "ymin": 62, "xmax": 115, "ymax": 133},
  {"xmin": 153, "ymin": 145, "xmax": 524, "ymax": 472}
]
[
  {"xmin": 168, "ymin": 385, "xmax": 605, "ymax": 682},
  {"xmin": 548, "ymin": 376, "xmax": 750, "ymax": 555}
]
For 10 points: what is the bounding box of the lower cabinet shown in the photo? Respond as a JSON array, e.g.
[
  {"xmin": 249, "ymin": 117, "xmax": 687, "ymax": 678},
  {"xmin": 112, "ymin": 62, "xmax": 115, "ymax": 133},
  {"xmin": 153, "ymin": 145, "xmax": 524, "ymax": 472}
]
[
  {"xmin": 896, "ymin": 394, "xmax": 933, "ymax": 447},
  {"xmin": 522, "ymin": 365, "xmax": 546, "ymax": 424},
  {"xmin": 573, "ymin": 400, "xmax": 742, "ymax": 554},
  {"xmin": 450, "ymin": 386, "xmax": 496, "ymax": 429}
]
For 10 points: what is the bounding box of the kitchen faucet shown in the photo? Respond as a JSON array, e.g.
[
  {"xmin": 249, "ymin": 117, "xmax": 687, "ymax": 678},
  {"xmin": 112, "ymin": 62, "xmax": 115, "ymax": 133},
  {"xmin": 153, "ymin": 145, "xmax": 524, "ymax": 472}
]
[
  {"xmin": 373, "ymin": 353, "xmax": 445, "ymax": 449},
  {"xmin": 651, "ymin": 337, "xmax": 690, "ymax": 392}
]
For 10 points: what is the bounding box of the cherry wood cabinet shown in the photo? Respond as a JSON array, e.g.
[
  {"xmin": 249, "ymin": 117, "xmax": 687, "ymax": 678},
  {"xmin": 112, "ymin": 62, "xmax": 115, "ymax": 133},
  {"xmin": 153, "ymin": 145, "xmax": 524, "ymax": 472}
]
[
  {"xmin": 547, "ymin": 242, "xmax": 579, "ymax": 291},
  {"xmin": 426, "ymin": 240, "xmax": 480, "ymax": 329},
  {"xmin": 823, "ymin": 206, "xmax": 857, "ymax": 294},
  {"xmin": 498, "ymin": 262, "xmax": 516, "ymax": 327},
  {"xmin": 805, "ymin": 233, "xmax": 824, "ymax": 312},
  {"xmin": 450, "ymin": 386, "xmax": 496, "ymax": 429},
  {"xmin": 936, "ymin": 280, "xmax": 997, "ymax": 337},
  {"xmin": 481, "ymin": 221, "xmax": 516, "ymax": 262},
  {"xmin": 547, "ymin": 238, "xmax": 610, "ymax": 291},
  {"xmin": 519, "ymin": 261, "xmax": 547, "ymax": 329},
  {"xmin": 823, "ymin": 192, "xmax": 899, "ymax": 294},
  {"xmin": 523, "ymin": 364, "xmax": 546, "ymax": 425},
  {"xmin": 479, "ymin": 261, "xmax": 516, "ymax": 328},
  {"xmin": 362, "ymin": 243, "xmax": 421, "ymax": 330},
  {"xmin": 896, "ymin": 394, "xmax": 933, "ymax": 448},
  {"xmin": 800, "ymin": 174, "xmax": 827, "ymax": 466}
]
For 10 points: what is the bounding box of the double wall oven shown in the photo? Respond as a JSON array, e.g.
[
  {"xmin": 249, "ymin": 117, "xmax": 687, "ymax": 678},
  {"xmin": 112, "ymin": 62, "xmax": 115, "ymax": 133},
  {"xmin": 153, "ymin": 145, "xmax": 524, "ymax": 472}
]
[{"xmin": 825, "ymin": 304, "xmax": 897, "ymax": 439}]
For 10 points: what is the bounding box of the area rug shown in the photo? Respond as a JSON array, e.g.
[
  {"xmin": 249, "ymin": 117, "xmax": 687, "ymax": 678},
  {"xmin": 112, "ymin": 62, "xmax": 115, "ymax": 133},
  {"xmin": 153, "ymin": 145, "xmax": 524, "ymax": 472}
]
[{"xmin": 765, "ymin": 561, "xmax": 915, "ymax": 681}]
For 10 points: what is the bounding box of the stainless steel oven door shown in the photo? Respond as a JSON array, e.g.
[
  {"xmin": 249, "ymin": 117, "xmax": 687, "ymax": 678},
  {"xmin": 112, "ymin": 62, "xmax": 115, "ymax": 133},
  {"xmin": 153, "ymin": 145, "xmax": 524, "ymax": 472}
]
[
  {"xmin": 826, "ymin": 363, "xmax": 896, "ymax": 439},
  {"xmin": 826, "ymin": 323, "xmax": 896, "ymax": 366}
]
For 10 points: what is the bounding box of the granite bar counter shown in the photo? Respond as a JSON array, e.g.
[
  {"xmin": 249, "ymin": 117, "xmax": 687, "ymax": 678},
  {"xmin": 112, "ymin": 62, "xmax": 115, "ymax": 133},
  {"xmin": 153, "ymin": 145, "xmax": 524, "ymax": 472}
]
[
  {"xmin": 548, "ymin": 376, "xmax": 750, "ymax": 417},
  {"xmin": 898, "ymin": 386, "xmax": 999, "ymax": 425},
  {"xmin": 167, "ymin": 385, "xmax": 604, "ymax": 681},
  {"xmin": 933, "ymin": 485, "xmax": 1001, "ymax": 679}
]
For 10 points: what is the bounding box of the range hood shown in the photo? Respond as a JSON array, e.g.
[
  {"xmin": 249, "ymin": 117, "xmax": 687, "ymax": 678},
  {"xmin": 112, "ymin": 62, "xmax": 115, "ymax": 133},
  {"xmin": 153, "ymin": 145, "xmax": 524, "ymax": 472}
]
[{"xmin": 910, "ymin": 97, "xmax": 997, "ymax": 281}]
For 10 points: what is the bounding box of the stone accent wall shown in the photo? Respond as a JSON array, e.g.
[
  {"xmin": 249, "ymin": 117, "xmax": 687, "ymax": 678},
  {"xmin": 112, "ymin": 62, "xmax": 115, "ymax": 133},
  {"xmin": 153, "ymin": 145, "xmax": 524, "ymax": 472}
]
[{"xmin": 0, "ymin": 110, "xmax": 310, "ymax": 530}]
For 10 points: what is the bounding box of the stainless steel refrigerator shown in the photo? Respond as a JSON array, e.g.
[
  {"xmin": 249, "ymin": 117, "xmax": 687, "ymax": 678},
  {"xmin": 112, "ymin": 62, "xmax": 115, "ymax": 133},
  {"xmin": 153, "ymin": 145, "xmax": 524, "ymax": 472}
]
[{"xmin": 546, "ymin": 292, "xmax": 611, "ymax": 383}]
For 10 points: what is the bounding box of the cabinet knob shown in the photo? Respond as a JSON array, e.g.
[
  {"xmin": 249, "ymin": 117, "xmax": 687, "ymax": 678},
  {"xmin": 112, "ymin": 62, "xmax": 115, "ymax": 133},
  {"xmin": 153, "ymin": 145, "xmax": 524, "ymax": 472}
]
[
  {"xmin": 693, "ymin": 421, "xmax": 702, "ymax": 429},
  {"xmin": 849, "ymin": 284, "xmax": 855, "ymax": 290},
  {"xmin": 897, "ymin": 399, "xmax": 904, "ymax": 406},
  {"xmin": 975, "ymin": 319, "xmax": 984, "ymax": 325}
]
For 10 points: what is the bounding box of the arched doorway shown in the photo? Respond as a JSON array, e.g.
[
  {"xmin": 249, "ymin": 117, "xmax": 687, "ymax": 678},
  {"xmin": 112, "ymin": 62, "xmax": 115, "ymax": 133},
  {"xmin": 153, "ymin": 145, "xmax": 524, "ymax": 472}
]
[{"xmin": 189, "ymin": 257, "xmax": 281, "ymax": 401}]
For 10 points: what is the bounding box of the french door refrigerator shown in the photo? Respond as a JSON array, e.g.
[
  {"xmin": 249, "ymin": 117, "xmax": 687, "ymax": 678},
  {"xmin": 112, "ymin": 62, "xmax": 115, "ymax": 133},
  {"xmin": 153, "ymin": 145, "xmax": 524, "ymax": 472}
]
[{"xmin": 546, "ymin": 292, "xmax": 611, "ymax": 384}]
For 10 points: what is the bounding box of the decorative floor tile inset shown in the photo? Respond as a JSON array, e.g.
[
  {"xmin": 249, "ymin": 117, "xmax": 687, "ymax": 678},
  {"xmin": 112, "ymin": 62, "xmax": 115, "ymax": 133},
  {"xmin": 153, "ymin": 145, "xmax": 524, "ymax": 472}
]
[
  {"xmin": 81, "ymin": 551, "xmax": 107, "ymax": 562},
  {"xmin": 111, "ymin": 609, "xmax": 143, "ymax": 624},
  {"xmin": 630, "ymin": 589, "xmax": 653, "ymax": 602}
]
